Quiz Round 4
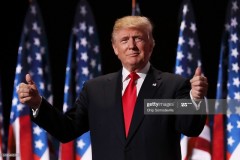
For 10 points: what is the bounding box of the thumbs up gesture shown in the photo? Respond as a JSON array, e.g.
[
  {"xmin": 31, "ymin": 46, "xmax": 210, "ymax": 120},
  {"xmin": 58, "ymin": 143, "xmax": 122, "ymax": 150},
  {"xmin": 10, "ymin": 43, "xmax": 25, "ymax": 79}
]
[
  {"xmin": 17, "ymin": 74, "xmax": 42, "ymax": 109},
  {"xmin": 190, "ymin": 67, "xmax": 208, "ymax": 100}
]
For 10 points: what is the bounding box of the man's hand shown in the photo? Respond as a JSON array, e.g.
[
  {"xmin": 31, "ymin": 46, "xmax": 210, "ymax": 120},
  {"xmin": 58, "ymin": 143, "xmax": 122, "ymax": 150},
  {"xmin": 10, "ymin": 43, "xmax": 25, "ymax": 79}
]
[
  {"xmin": 190, "ymin": 67, "xmax": 208, "ymax": 100},
  {"xmin": 17, "ymin": 74, "xmax": 41, "ymax": 109}
]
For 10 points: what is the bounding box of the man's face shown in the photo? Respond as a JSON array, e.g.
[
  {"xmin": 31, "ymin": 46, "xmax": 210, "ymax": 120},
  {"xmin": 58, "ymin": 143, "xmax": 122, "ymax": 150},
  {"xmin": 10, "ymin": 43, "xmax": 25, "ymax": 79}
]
[{"xmin": 112, "ymin": 28, "xmax": 153, "ymax": 71}]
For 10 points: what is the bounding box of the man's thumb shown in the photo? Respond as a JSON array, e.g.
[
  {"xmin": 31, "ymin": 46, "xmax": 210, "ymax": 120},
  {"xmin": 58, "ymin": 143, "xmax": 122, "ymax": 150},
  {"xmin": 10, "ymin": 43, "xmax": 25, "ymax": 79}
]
[
  {"xmin": 194, "ymin": 67, "xmax": 202, "ymax": 77},
  {"xmin": 26, "ymin": 74, "xmax": 34, "ymax": 85}
]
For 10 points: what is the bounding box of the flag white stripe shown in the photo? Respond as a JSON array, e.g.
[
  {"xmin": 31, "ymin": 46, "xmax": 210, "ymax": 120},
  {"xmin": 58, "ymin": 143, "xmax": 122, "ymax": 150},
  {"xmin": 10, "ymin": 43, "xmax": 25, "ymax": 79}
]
[
  {"xmin": 81, "ymin": 145, "xmax": 92, "ymax": 160},
  {"xmin": 180, "ymin": 136, "xmax": 189, "ymax": 160},
  {"xmin": 230, "ymin": 143, "xmax": 240, "ymax": 160},
  {"xmin": 40, "ymin": 148, "xmax": 50, "ymax": 160},
  {"xmin": 198, "ymin": 125, "xmax": 210, "ymax": 142},
  {"xmin": 13, "ymin": 118, "xmax": 20, "ymax": 160},
  {"xmin": 191, "ymin": 148, "xmax": 211, "ymax": 160}
]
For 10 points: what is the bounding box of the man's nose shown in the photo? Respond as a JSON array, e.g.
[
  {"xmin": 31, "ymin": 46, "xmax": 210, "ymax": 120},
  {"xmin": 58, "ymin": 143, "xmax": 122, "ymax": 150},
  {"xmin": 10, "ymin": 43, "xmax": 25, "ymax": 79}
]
[{"xmin": 128, "ymin": 38, "xmax": 137, "ymax": 48}]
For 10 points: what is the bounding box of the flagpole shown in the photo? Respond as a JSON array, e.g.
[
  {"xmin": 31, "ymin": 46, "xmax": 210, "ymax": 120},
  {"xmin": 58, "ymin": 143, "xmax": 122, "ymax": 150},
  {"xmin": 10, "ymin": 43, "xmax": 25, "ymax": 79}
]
[
  {"xmin": 132, "ymin": 0, "xmax": 136, "ymax": 9},
  {"xmin": 132, "ymin": 0, "xmax": 136, "ymax": 15}
]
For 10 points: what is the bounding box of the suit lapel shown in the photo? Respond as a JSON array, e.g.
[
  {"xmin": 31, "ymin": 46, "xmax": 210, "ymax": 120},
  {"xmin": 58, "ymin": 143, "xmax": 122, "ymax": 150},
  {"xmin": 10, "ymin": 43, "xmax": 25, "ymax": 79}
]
[
  {"xmin": 103, "ymin": 67, "xmax": 163, "ymax": 146},
  {"xmin": 126, "ymin": 67, "xmax": 162, "ymax": 144}
]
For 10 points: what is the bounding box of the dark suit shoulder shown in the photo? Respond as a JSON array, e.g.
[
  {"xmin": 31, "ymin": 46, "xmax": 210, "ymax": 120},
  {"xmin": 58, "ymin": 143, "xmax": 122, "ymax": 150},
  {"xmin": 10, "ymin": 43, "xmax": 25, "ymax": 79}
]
[
  {"xmin": 150, "ymin": 66, "xmax": 187, "ymax": 82},
  {"xmin": 152, "ymin": 69, "xmax": 191, "ymax": 95},
  {"xmin": 160, "ymin": 72, "xmax": 188, "ymax": 82},
  {"xmin": 84, "ymin": 71, "xmax": 120, "ymax": 86}
]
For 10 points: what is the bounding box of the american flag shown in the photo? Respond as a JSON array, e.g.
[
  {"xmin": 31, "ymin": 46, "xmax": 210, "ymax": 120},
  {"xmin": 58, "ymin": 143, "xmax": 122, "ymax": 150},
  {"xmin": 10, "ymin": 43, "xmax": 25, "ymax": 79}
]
[
  {"xmin": 58, "ymin": 0, "xmax": 101, "ymax": 160},
  {"xmin": 0, "ymin": 76, "xmax": 4, "ymax": 160},
  {"xmin": 7, "ymin": 0, "xmax": 53, "ymax": 159},
  {"xmin": 213, "ymin": 0, "xmax": 240, "ymax": 160},
  {"xmin": 174, "ymin": 0, "xmax": 211, "ymax": 159}
]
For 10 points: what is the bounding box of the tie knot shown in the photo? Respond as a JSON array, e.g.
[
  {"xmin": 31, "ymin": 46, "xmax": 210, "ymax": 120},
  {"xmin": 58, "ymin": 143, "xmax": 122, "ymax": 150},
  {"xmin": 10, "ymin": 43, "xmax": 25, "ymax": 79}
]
[{"xmin": 129, "ymin": 72, "xmax": 139, "ymax": 81}]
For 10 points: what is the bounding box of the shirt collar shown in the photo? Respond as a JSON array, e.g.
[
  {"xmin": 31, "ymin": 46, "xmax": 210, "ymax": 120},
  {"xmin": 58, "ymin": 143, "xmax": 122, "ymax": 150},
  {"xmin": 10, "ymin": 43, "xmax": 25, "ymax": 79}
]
[{"xmin": 122, "ymin": 62, "xmax": 150, "ymax": 82}]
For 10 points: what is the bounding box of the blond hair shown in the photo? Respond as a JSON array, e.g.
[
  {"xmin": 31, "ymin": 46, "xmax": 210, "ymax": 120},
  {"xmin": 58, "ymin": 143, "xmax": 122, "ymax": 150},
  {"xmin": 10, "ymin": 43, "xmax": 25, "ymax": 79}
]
[{"xmin": 111, "ymin": 16, "xmax": 155, "ymax": 45}]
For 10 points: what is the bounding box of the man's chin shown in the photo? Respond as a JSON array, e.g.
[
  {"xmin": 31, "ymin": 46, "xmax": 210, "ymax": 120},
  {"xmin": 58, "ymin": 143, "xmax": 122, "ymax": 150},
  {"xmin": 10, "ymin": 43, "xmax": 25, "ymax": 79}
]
[{"xmin": 128, "ymin": 62, "xmax": 146, "ymax": 71}]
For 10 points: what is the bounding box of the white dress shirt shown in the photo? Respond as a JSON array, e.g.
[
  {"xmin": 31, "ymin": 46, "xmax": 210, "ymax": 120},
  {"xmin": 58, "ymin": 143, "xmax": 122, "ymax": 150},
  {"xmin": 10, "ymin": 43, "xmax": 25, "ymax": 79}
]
[{"xmin": 122, "ymin": 62, "xmax": 150, "ymax": 96}]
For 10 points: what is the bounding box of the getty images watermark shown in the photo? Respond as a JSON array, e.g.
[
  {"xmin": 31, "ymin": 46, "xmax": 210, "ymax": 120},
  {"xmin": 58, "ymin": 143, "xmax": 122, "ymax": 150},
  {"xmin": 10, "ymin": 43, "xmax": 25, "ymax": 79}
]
[
  {"xmin": 144, "ymin": 99, "xmax": 240, "ymax": 115},
  {"xmin": 0, "ymin": 153, "xmax": 19, "ymax": 158}
]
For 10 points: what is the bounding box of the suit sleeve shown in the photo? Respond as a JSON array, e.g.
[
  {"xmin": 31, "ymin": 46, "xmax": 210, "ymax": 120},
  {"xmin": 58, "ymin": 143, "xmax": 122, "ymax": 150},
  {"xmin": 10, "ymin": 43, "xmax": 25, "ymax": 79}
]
[
  {"xmin": 31, "ymin": 84, "xmax": 90, "ymax": 143},
  {"xmin": 174, "ymin": 79, "xmax": 207, "ymax": 137}
]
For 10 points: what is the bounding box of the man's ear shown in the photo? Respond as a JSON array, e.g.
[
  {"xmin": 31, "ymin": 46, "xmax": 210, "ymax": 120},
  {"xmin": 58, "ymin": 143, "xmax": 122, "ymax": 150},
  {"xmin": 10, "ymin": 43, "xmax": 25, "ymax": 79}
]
[{"xmin": 112, "ymin": 43, "xmax": 118, "ymax": 56}]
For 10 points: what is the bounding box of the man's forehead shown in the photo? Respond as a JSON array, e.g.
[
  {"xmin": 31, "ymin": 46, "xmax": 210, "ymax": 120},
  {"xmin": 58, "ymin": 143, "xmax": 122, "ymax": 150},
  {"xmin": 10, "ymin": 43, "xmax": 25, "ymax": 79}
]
[{"xmin": 116, "ymin": 28, "xmax": 145, "ymax": 37}]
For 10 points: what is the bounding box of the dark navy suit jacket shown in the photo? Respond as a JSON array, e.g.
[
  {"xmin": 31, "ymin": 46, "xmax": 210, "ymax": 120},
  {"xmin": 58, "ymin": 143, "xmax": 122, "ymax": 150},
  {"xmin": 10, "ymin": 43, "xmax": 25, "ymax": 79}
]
[{"xmin": 32, "ymin": 66, "xmax": 206, "ymax": 160}]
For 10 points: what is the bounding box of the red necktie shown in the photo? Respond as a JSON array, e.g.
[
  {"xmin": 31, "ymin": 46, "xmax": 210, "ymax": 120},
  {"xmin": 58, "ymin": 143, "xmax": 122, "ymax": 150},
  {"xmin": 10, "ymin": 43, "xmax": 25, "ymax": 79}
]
[{"xmin": 122, "ymin": 72, "xmax": 139, "ymax": 137}]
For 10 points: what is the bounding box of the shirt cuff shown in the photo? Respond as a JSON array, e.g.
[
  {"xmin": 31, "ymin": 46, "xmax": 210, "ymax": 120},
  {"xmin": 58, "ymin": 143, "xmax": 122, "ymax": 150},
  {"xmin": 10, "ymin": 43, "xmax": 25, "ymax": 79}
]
[
  {"xmin": 32, "ymin": 96, "xmax": 42, "ymax": 118},
  {"xmin": 32, "ymin": 108, "xmax": 39, "ymax": 118},
  {"xmin": 190, "ymin": 90, "xmax": 202, "ymax": 110}
]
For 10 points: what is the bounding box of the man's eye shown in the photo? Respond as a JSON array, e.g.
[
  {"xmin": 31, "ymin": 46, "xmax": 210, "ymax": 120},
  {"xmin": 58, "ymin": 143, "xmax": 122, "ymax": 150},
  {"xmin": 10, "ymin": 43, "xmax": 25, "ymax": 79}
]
[
  {"xmin": 135, "ymin": 37, "xmax": 143, "ymax": 42},
  {"xmin": 120, "ymin": 39, "xmax": 128, "ymax": 43}
]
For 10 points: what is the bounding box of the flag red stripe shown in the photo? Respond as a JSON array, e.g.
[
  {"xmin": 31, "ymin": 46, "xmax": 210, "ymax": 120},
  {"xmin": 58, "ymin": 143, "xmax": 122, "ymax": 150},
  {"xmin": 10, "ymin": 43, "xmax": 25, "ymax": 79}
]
[
  {"xmin": 20, "ymin": 115, "xmax": 33, "ymax": 160},
  {"xmin": 60, "ymin": 141, "xmax": 75, "ymax": 160},
  {"xmin": 188, "ymin": 137, "xmax": 211, "ymax": 153},
  {"xmin": 76, "ymin": 154, "xmax": 81, "ymax": 160},
  {"xmin": 212, "ymin": 114, "xmax": 225, "ymax": 160},
  {"xmin": 7, "ymin": 125, "xmax": 15, "ymax": 160},
  {"xmin": 34, "ymin": 154, "xmax": 40, "ymax": 160},
  {"xmin": 226, "ymin": 151, "xmax": 231, "ymax": 160}
]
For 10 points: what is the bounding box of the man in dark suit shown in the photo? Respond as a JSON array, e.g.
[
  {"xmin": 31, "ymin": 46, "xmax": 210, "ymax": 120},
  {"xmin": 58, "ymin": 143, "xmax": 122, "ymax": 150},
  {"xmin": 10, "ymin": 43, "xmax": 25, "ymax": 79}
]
[{"xmin": 18, "ymin": 15, "xmax": 208, "ymax": 160}]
